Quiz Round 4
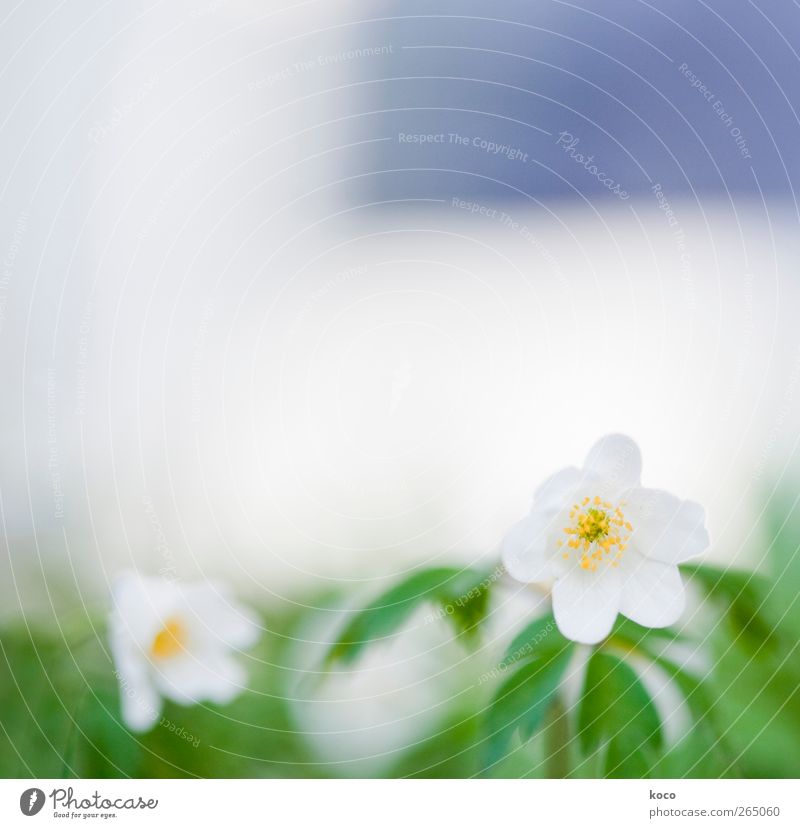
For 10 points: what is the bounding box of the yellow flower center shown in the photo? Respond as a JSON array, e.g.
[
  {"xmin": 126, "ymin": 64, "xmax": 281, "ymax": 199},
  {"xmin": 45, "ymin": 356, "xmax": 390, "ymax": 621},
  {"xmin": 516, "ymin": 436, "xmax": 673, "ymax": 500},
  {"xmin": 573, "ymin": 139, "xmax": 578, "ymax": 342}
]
[
  {"xmin": 150, "ymin": 617, "xmax": 187, "ymax": 659},
  {"xmin": 559, "ymin": 495, "xmax": 633, "ymax": 572}
]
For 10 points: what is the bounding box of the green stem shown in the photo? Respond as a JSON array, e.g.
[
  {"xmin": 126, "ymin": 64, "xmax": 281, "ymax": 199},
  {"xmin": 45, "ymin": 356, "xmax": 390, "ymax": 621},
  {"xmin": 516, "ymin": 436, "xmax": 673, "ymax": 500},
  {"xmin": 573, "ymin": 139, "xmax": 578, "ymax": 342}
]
[
  {"xmin": 59, "ymin": 687, "xmax": 88, "ymax": 778},
  {"xmin": 544, "ymin": 697, "xmax": 571, "ymax": 778}
]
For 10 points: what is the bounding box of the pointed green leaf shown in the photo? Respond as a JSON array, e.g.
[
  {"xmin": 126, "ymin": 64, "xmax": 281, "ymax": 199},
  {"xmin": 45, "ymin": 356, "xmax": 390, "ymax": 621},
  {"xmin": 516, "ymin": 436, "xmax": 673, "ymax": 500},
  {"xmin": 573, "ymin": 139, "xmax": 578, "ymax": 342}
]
[
  {"xmin": 440, "ymin": 569, "xmax": 493, "ymax": 639},
  {"xmin": 578, "ymin": 651, "xmax": 663, "ymax": 778},
  {"xmin": 503, "ymin": 613, "xmax": 565, "ymax": 666},
  {"xmin": 484, "ymin": 640, "xmax": 574, "ymax": 768},
  {"xmin": 610, "ymin": 615, "xmax": 685, "ymax": 647},
  {"xmin": 644, "ymin": 650, "xmax": 742, "ymax": 773},
  {"xmin": 328, "ymin": 566, "xmax": 491, "ymax": 664},
  {"xmin": 681, "ymin": 563, "xmax": 776, "ymax": 652}
]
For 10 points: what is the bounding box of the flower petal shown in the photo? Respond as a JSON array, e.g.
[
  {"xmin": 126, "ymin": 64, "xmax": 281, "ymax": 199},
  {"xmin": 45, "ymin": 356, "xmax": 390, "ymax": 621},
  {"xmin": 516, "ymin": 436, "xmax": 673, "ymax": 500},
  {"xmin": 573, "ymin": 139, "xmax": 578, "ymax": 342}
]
[
  {"xmin": 619, "ymin": 552, "xmax": 686, "ymax": 628},
  {"xmin": 533, "ymin": 466, "xmax": 582, "ymax": 510},
  {"xmin": 501, "ymin": 511, "xmax": 556, "ymax": 583},
  {"xmin": 181, "ymin": 583, "xmax": 261, "ymax": 650},
  {"xmin": 583, "ymin": 434, "xmax": 642, "ymax": 492},
  {"xmin": 108, "ymin": 628, "xmax": 162, "ymax": 731},
  {"xmin": 154, "ymin": 650, "xmax": 247, "ymax": 706},
  {"xmin": 110, "ymin": 571, "xmax": 180, "ymax": 650},
  {"xmin": 625, "ymin": 488, "xmax": 709, "ymax": 565},
  {"xmin": 119, "ymin": 673, "xmax": 162, "ymax": 732},
  {"xmin": 552, "ymin": 567, "xmax": 622, "ymax": 644}
]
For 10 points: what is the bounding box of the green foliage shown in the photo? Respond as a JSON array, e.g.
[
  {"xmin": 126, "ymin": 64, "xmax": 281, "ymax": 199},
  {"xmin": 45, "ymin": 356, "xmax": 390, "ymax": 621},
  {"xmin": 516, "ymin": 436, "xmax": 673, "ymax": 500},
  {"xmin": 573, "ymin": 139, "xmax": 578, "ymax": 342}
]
[
  {"xmin": 577, "ymin": 651, "xmax": 662, "ymax": 778},
  {"xmin": 6, "ymin": 476, "xmax": 800, "ymax": 780},
  {"xmin": 682, "ymin": 563, "xmax": 777, "ymax": 650},
  {"xmin": 610, "ymin": 615, "xmax": 685, "ymax": 647},
  {"xmin": 443, "ymin": 570, "xmax": 493, "ymax": 639},
  {"xmin": 0, "ymin": 627, "xmax": 86, "ymax": 777},
  {"xmin": 763, "ymin": 488, "xmax": 800, "ymax": 639},
  {"xmin": 643, "ymin": 651, "xmax": 739, "ymax": 778},
  {"xmin": 503, "ymin": 613, "xmax": 564, "ymax": 665},
  {"xmin": 482, "ymin": 623, "xmax": 574, "ymax": 770},
  {"xmin": 675, "ymin": 561, "xmax": 800, "ymax": 777},
  {"xmin": 328, "ymin": 566, "xmax": 492, "ymax": 664},
  {"xmin": 391, "ymin": 705, "xmax": 557, "ymax": 779},
  {"xmin": 0, "ymin": 617, "xmax": 319, "ymax": 779},
  {"xmin": 484, "ymin": 653, "xmax": 573, "ymax": 770}
]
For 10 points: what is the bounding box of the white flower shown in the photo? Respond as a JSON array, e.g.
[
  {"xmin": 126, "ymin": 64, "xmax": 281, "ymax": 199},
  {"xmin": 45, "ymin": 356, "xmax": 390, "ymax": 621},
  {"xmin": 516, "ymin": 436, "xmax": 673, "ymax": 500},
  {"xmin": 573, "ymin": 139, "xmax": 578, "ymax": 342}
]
[
  {"xmin": 108, "ymin": 572, "xmax": 260, "ymax": 731},
  {"xmin": 289, "ymin": 603, "xmax": 464, "ymax": 777},
  {"xmin": 501, "ymin": 435, "xmax": 709, "ymax": 645}
]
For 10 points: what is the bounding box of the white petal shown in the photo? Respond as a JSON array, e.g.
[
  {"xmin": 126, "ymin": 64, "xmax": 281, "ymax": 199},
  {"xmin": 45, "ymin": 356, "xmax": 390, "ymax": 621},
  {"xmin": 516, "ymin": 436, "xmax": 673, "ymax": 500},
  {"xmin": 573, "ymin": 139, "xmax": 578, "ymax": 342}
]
[
  {"xmin": 181, "ymin": 582, "xmax": 261, "ymax": 650},
  {"xmin": 110, "ymin": 571, "xmax": 180, "ymax": 650},
  {"xmin": 625, "ymin": 488, "xmax": 709, "ymax": 565},
  {"xmin": 583, "ymin": 434, "xmax": 642, "ymax": 492},
  {"xmin": 501, "ymin": 511, "xmax": 556, "ymax": 583},
  {"xmin": 533, "ymin": 466, "xmax": 582, "ymax": 510},
  {"xmin": 552, "ymin": 568, "xmax": 622, "ymax": 645},
  {"xmin": 619, "ymin": 552, "xmax": 686, "ymax": 628},
  {"xmin": 119, "ymin": 674, "xmax": 162, "ymax": 732},
  {"xmin": 108, "ymin": 628, "xmax": 162, "ymax": 731},
  {"xmin": 154, "ymin": 650, "xmax": 247, "ymax": 706}
]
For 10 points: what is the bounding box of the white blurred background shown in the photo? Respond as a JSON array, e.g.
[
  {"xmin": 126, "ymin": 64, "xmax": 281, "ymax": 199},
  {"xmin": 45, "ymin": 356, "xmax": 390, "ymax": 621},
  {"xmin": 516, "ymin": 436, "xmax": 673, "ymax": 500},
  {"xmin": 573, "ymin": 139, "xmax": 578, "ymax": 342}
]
[{"xmin": 1, "ymin": 0, "xmax": 799, "ymax": 619}]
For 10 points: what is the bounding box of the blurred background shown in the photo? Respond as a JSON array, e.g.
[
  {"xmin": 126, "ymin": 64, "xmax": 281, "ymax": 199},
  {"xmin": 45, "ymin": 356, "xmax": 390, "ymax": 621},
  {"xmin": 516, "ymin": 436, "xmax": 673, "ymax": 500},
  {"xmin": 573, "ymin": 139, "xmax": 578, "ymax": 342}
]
[{"xmin": 1, "ymin": 0, "xmax": 799, "ymax": 777}]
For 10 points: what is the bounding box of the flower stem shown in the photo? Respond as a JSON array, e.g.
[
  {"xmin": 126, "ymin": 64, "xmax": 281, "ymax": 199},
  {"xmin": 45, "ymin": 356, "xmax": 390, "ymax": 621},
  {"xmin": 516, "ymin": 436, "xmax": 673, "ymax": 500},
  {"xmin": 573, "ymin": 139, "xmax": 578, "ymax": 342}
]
[{"xmin": 545, "ymin": 697, "xmax": 571, "ymax": 778}]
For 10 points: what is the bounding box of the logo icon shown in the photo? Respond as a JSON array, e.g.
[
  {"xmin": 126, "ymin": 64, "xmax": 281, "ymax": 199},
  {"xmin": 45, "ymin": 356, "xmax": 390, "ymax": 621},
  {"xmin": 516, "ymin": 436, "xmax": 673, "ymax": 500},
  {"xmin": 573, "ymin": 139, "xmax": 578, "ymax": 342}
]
[{"xmin": 19, "ymin": 788, "xmax": 45, "ymax": 816}]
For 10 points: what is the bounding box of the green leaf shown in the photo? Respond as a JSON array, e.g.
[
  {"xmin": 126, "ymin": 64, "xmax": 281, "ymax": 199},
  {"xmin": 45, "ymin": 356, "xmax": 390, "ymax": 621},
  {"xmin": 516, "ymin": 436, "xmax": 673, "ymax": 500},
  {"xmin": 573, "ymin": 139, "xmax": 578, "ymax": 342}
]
[
  {"xmin": 439, "ymin": 568, "xmax": 494, "ymax": 639},
  {"xmin": 681, "ymin": 563, "xmax": 777, "ymax": 652},
  {"xmin": 643, "ymin": 651, "xmax": 741, "ymax": 774},
  {"xmin": 328, "ymin": 566, "xmax": 491, "ymax": 664},
  {"xmin": 763, "ymin": 488, "xmax": 800, "ymax": 638},
  {"xmin": 484, "ymin": 639, "xmax": 574, "ymax": 768},
  {"xmin": 503, "ymin": 613, "xmax": 565, "ymax": 666},
  {"xmin": 577, "ymin": 651, "xmax": 663, "ymax": 778},
  {"xmin": 601, "ymin": 738, "xmax": 653, "ymax": 778},
  {"xmin": 610, "ymin": 615, "xmax": 684, "ymax": 648},
  {"xmin": 644, "ymin": 653, "xmax": 709, "ymax": 724}
]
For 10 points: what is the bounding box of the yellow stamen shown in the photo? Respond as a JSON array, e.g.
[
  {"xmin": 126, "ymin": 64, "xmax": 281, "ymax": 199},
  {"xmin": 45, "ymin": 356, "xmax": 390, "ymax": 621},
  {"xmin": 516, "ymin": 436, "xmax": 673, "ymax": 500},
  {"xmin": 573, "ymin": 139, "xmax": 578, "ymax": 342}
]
[
  {"xmin": 150, "ymin": 618, "xmax": 187, "ymax": 659},
  {"xmin": 560, "ymin": 496, "xmax": 633, "ymax": 574}
]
